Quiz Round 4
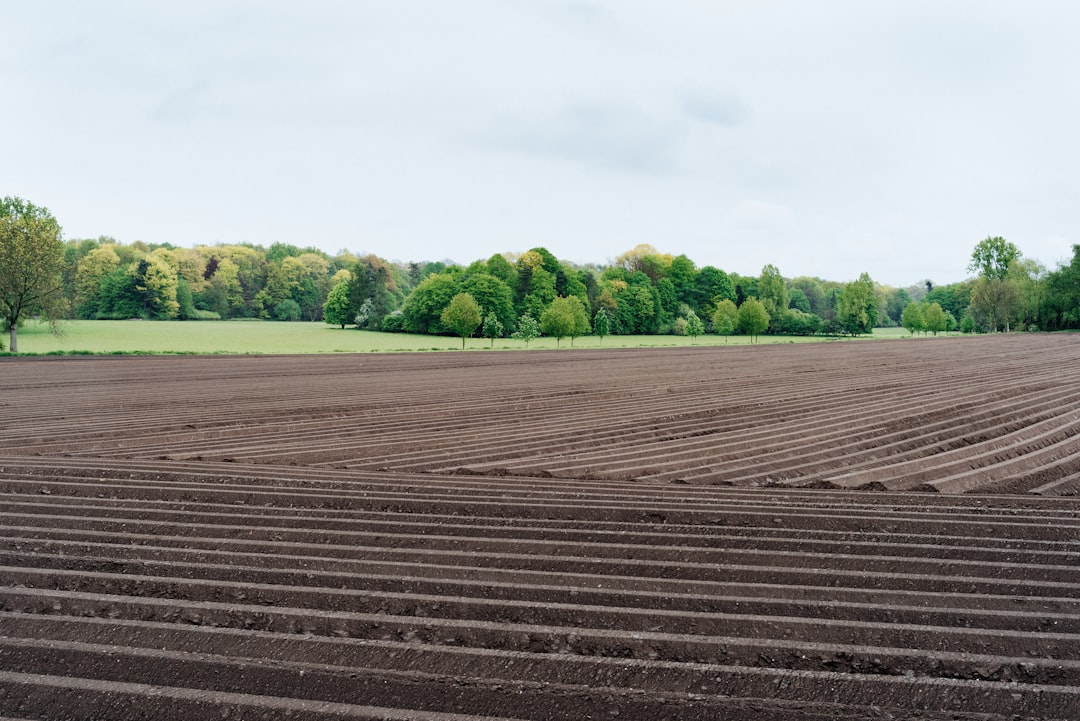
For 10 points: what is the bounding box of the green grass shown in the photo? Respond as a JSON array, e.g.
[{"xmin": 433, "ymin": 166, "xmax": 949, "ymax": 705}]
[{"xmin": 6, "ymin": 319, "xmax": 933, "ymax": 355}]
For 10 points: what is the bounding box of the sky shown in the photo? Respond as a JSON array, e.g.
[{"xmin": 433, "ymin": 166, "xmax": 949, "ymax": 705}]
[{"xmin": 6, "ymin": 1, "xmax": 1080, "ymax": 287}]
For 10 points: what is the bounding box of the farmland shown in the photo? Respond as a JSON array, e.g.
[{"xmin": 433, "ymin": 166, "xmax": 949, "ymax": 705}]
[{"xmin": 2, "ymin": 334, "xmax": 1079, "ymax": 719}]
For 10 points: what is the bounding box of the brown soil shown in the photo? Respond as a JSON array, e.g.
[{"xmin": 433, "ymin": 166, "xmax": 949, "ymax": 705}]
[{"xmin": 1, "ymin": 335, "xmax": 1079, "ymax": 719}]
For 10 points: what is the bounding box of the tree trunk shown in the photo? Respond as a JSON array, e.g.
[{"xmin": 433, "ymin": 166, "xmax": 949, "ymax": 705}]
[{"xmin": 9, "ymin": 325, "xmax": 16, "ymax": 353}]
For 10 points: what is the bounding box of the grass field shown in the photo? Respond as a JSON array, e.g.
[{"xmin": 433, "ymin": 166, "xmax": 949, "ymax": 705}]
[{"xmin": 7, "ymin": 319, "xmax": 920, "ymax": 355}]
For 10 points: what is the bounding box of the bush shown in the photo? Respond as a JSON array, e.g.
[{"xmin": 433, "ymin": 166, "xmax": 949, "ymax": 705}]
[
  {"xmin": 779, "ymin": 309, "xmax": 823, "ymax": 335},
  {"xmin": 381, "ymin": 311, "xmax": 405, "ymax": 333},
  {"xmin": 190, "ymin": 309, "xmax": 221, "ymax": 320},
  {"xmin": 273, "ymin": 299, "xmax": 302, "ymax": 321}
]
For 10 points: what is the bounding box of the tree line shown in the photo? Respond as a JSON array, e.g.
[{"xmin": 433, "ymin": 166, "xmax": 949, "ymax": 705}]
[{"xmin": 3, "ymin": 195, "xmax": 1080, "ymax": 351}]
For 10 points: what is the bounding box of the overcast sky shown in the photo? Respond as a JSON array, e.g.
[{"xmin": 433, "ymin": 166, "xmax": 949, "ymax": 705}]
[{"xmin": 6, "ymin": 1, "xmax": 1079, "ymax": 286}]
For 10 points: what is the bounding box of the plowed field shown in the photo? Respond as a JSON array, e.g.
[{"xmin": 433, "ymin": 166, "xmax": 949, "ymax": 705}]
[{"xmin": 2, "ymin": 334, "xmax": 1079, "ymax": 720}]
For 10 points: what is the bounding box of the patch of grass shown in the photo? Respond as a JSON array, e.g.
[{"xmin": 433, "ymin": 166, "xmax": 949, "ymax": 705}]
[{"xmin": 7, "ymin": 319, "xmax": 921, "ymax": 356}]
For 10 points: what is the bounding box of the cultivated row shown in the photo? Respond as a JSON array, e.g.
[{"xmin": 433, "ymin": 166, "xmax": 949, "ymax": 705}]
[
  {"xmin": 2, "ymin": 459, "xmax": 1079, "ymax": 719},
  {"xmin": 2, "ymin": 335, "xmax": 1079, "ymax": 494}
]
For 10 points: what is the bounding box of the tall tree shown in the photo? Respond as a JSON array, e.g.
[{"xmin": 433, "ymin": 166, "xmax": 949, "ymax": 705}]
[
  {"xmin": 0, "ymin": 197, "xmax": 66, "ymax": 352},
  {"xmin": 901, "ymin": 301, "xmax": 924, "ymax": 336},
  {"xmin": 968, "ymin": 236, "xmax": 1020, "ymax": 281},
  {"xmin": 349, "ymin": 256, "xmax": 397, "ymax": 330},
  {"xmin": 694, "ymin": 266, "xmax": 735, "ymax": 318},
  {"xmin": 712, "ymin": 299, "xmax": 738, "ymax": 342},
  {"xmin": 323, "ymin": 279, "xmax": 352, "ymax": 329},
  {"xmin": 970, "ymin": 277, "xmax": 1020, "ymax": 332},
  {"xmin": 441, "ymin": 292, "xmax": 482, "ymax": 349},
  {"xmin": 463, "ymin": 273, "xmax": 515, "ymax": 335},
  {"xmin": 511, "ymin": 313, "xmax": 541, "ymax": 346},
  {"xmin": 757, "ymin": 264, "xmax": 789, "ymax": 331},
  {"xmin": 967, "ymin": 237, "xmax": 1022, "ymax": 331},
  {"xmin": 737, "ymin": 298, "xmax": 769, "ymax": 343},
  {"xmin": 74, "ymin": 245, "xmax": 121, "ymax": 318},
  {"xmin": 401, "ymin": 272, "xmax": 459, "ymax": 334},
  {"xmin": 1044, "ymin": 245, "xmax": 1080, "ymax": 330},
  {"xmin": 1007, "ymin": 258, "xmax": 1048, "ymax": 330},
  {"xmin": 541, "ymin": 295, "xmax": 590, "ymax": 348},
  {"xmin": 836, "ymin": 273, "xmax": 877, "ymax": 336},
  {"xmin": 482, "ymin": 311, "xmax": 503, "ymax": 348},
  {"xmin": 133, "ymin": 254, "xmax": 180, "ymax": 319},
  {"xmin": 668, "ymin": 254, "xmax": 697, "ymax": 306},
  {"xmin": 593, "ymin": 307, "xmax": 610, "ymax": 343},
  {"xmin": 684, "ymin": 310, "xmax": 704, "ymax": 344},
  {"xmin": 921, "ymin": 302, "xmax": 947, "ymax": 335}
]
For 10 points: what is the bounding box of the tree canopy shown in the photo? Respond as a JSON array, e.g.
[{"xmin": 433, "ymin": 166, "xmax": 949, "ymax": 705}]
[
  {"xmin": 16, "ymin": 220, "xmax": 1080, "ymax": 346},
  {"xmin": 969, "ymin": 236, "xmax": 1020, "ymax": 281},
  {"xmin": 836, "ymin": 273, "xmax": 877, "ymax": 335},
  {"xmin": 541, "ymin": 295, "xmax": 590, "ymax": 347},
  {"xmin": 0, "ymin": 197, "xmax": 66, "ymax": 351},
  {"xmin": 441, "ymin": 292, "xmax": 482, "ymax": 349},
  {"xmin": 737, "ymin": 297, "xmax": 769, "ymax": 342}
]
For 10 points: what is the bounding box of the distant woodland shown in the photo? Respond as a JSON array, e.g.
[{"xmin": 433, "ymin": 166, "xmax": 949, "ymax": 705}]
[{"xmin": 58, "ymin": 236, "xmax": 1080, "ymax": 339}]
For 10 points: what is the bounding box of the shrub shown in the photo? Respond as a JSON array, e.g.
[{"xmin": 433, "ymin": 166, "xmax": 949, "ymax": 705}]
[
  {"xmin": 273, "ymin": 299, "xmax": 302, "ymax": 321},
  {"xmin": 381, "ymin": 311, "xmax": 405, "ymax": 332}
]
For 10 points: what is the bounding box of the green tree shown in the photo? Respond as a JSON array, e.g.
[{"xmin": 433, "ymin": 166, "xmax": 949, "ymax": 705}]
[
  {"xmin": 836, "ymin": 273, "xmax": 877, "ymax": 335},
  {"xmin": 684, "ymin": 310, "xmax": 704, "ymax": 343},
  {"xmin": 273, "ymin": 298, "xmax": 302, "ymax": 321},
  {"xmin": 757, "ymin": 264, "xmax": 789, "ymax": 331},
  {"xmin": 463, "ymin": 273, "xmax": 515, "ymax": 336},
  {"xmin": 133, "ymin": 254, "xmax": 180, "ymax": 319},
  {"xmin": 349, "ymin": 256, "xmax": 398, "ymax": 330},
  {"xmin": 96, "ymin": 266, "xmax": 141, "ymax": 318},
  {"xmin": 485, "ymin": 253, "xmax": 517, "ymax": 287},
  {"xmin": 901, "ymin": 302, "xmax": 924, "ymax": 336},
  {"xmin": 712, "ymin": 298, "xmax": 738, "ymax": 342},
  {"xmin": 200, "ymin": 257, "xmax": 244, "ymax": 318},
  {"xmin": 668, "ymin": 254, "xmax": 697, "ymax": 306},
  {"xmin": 511, "ymin": 313, "xmax": 540, "ymax": 346},
  {"xmin": 541, "ymin": 295, "xmax": 590, "ymax": 348},
  {"xmin": 176, "ymin": 278, "xmax": 197, "ymax": 319},
  {"xmin": 923, "ymin": 281, "xmax": 973, "ymax": 321},
  {"xmin": 0, "ymin": 197, "xmax": 66, "ymax": 352},
  {"xmin": 969, "ymin": 236, "xmax": 1020, "ymax": 281},
  {"xmin": 482, "ymin": 311, "xmax": 503, "ymax": 348},
  {"xmin": 441, "ymin": 292, "xmax": 482, "ymax": 349},
  {"xmin": 401, "ymin": 272, "xmax": 459, "ymax": 334},
  {"xmin": 323, "ymin": 279, "xmax": 352, "ymax": 329},
  {"xmin": 593, "ymin": 307, "xmax": 610, "ymax": 343},
  {"xmin": 1008, "ymin": 258, "xmax": 1048, "ymax": 330},
  {"xmin": 694, "ymin": 266, "xmax": 735, "ymax": 318},
  {"xmin": 883, "ymin": 287, "xmax": 912, "ymax": 326},
  {"xmin": 74, "ymin": 245, "xmax": 121, "ymax": 318},
  {"xmin": 619, "ymin": 278, "xmax": 658, "ymax": 334},
  {"xmin": 921, "ymin": 302, "xmax": 947, "ymax": 335},
  {"xmin": 970, "ymin": 277, "xmax": 1020, "ymax": 332},
  {"xmin": 788, "ymin": 287, "xmax": 811, "ymax": 314},
  {"xmin": 354, "ymin": 298, "xmax": 375, "ymax": 327},
  {"xmin": 1043, "ymin": 245, "xmax": 1080, "ymax": 330},
  {"xmin": 737, "ymin": 297, "xmax": 769, "ymax": 343},
  {"xmin": 967, "ymin": 237, "xmax": 1022, "ymax": 332},
  {"xmin": 778, "ymin": 309, "xmax": 822, "ymax": 335}
]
